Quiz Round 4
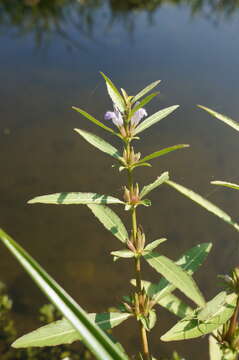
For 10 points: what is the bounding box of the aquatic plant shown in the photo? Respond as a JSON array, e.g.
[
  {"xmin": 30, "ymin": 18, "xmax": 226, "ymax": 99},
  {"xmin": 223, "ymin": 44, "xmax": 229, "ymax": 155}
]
[{"xmin": 1, "ymin": 74, "xmax": 239, "ymax": 359}]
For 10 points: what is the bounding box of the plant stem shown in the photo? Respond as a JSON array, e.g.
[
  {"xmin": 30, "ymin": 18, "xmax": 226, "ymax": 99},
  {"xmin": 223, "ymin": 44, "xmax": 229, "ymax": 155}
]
[{"xmin": 126, "ymin": 147, "xmax": 151, "ymax": 360}]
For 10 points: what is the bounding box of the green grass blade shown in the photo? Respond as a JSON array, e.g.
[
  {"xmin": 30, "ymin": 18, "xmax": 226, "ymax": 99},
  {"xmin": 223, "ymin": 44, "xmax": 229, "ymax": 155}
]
[
  {"xmin": 28, "ymin": 193, "xmax": 123, "ymax": 205},
  {"xmin": 138, "ymin": 144, "xmax": 189, "ymax": 164},
  {"xmin": 161, "ymin": 293, "xmax": 237, "ymax": 341},
  {"xmin": 72, "ymin": 107, "xmax": 117, "ymax": 136},
  {"xmin": 198, "ymin": 105, "xmax": 239, "ymax": 132},
  {"xmin": 74, "ymin": 128, "xmax": 123, "ymax": 161},
  {"xmin": 13, "ymin": 312, "xmax": 132, "ymax": 348},
  {"xmin": 134, "ymin": 105, "xmax": 179, "ymax": 135},
  {"xmin": 87, "ymin": 204, "xmax": 128, "ymax": 243},
  {"xmin": 144, "ymin": 251, "xmax": 205, "ymax": 307},
  {"xmin": 211, "ymin": 181, "xmax": 239, "ymax": 191},
  {"xmin": 166, "ymin": 180, "xmax": 239, "ymax": 232},
  {"xmin": 132, "ymin": 80, "xmax": 161, "ymax": 103},
  {"xmin": 100, "ymin": 73, "xmax": 125, "ymax": 113},
  {"xmin": 0, "ymin": 229, "xmax": 128, "ymax": 360},
  {"xmin": 140, "ymin": 172, "xmax": 169, "ymax": 198}
]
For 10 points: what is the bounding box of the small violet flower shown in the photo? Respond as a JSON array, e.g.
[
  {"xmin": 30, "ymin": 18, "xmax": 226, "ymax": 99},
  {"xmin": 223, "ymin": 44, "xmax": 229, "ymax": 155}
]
[
  {"xmin": 104, "ymin": 102, "xmax": 147, "ymax": 129},
  {"xmin": 104, "ymin": 104, "xmax": 123, "ymax": 128},
  {"xmin": 131, "ymin": 105, "xmax": 147, "ymax": 127}
]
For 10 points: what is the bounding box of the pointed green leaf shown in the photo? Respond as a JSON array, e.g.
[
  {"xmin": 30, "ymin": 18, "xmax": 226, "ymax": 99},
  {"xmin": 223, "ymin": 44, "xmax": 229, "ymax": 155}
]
[
  {"xmin": 140, "ymin": 310, "xmax": 157, "ymax": 331},
  {"xmin": 198, "ymin": 105, "xmax": 239, "ymax": 132},
  {"xmin": 138, "ymin": 144, "xmax": 189, "ymax": 164},
  {"xmin": 130, "ymin": 92, "xmax": 159, "ymax": 118},
  {"xmin": 211, "ymin": 181, "xmax": 239, "ymax": 191},
  {"xmin": 13, "ymin": 312, "xmax": 132, "ymax": 348},
  {"xmin": 74, "ymin": 128, "xmax": 122, "ymax": 161},
  {"xmin": 87, "ymin": 205, "xmax": 128, "ymax": 243},
  {"xmin": 132, "ymin": 80, "xmax": 161, "ymax": 103},
  {"xmin": 72, "ymin": 107, "xmax": 117, "ymax": 136},
  {"xmin": 165, "ymin": 180, "xmax": 239, "ymax": 232},
  {"xmin": 198, "ymin": 292, "xmax": 227, "ymax": 322},
  {"xmin": 28, "ymin": 193, "xmax": 123, "ymax": 205},
  {"xmin": 143, "ymin": 251, "xmax": 205, "ymax": 307},
  {"xmin": 132, "ymin": 243, "xmax": 212, "ymax": 302},
  {"xmin": 158, "ymin": 293, "xmax": 193, "ymax": 318},
  {"xmin": 161, "ymin": 293, "xmax": 237, "ymax": 341},
  {"xmin": 143, "ymin": 238, "xmax": 167, "ymax": 252},
  {"xmin": 0, "ymin": 229, "xmax": 127, "ymax": 360},
  {"xmin": 140, "ymin": 172, "xmax": 169, "ymax": 198},
  {"xmin": 134, "ymin": 105, "xmax": 179, "ymax": 135},
  {"xmin": 111, "ymin": 250, "xmax": 134, "ymax": 261},
  {"xmin": 100, "ymin": 73, "xmax": 125, "ymax": 113}
]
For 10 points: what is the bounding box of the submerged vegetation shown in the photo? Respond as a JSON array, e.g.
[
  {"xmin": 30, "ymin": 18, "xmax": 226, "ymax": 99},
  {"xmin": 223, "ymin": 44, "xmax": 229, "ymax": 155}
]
[{"xmin": 1, "ymin": 74, "xmax": 239, "ymax": 359}]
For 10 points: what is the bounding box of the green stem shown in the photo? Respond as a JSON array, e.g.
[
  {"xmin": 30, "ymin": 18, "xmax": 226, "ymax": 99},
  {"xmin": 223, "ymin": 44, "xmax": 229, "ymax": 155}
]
[{"xmin": 125, "ymin": 143, "xmax": 151, "ymax": 360}]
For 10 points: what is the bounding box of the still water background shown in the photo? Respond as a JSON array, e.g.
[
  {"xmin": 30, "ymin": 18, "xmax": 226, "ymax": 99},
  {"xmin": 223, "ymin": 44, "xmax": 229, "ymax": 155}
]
[{"xmin": 1, "ymin": 0, "xmax": 239, "ymax": 358}]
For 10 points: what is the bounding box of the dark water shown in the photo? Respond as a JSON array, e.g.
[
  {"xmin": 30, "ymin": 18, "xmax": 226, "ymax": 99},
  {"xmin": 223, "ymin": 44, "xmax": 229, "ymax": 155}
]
[{"xmin": 1, "ymin": 0, "xmax": 239, "ymax": 358}]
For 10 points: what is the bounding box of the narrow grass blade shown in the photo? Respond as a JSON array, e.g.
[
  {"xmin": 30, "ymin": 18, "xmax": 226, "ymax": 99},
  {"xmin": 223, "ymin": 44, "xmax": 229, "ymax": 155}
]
[
  {"xmin": 87, "ymin": 205, "xmax": 128, "ymax": 243},
  {"xmin": 74, "ymin": 128, "xmax": 122, "ymax": 161},
  {"xmin": 198, "ymin": 105, "xmax": 239, "ymax": 132},
  {"xmin": 28, "ymin": 193, "xmax": 123, "ymax": 205},
  {"xmin": 134, "ymin": 105, "xmax": 179, "ymax": 135},
  {"xmin": 166, "ymin": 180, "xmax": 239, "ymax": 232},
  {"xmin": 0, "ymin": 229, "xmax": 127, "ymax": 360},
  {"xmin": 211, "ymin": 181, "xmax": 239, "ymax": 191}
]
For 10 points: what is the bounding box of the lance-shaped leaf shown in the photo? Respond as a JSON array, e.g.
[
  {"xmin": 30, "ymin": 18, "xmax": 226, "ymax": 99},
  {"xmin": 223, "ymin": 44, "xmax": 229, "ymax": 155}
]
[
  {"xmin": 130, "ymin": 92, "xmax": 159, "ymax": 118},
  {"xmin": 28, "ymin": 193, "xmax": 123, "ymax": 205},
  {"xmin": 143, "ymin": 251, "xmax": 205, "ymax": 307},
  {"xmin": 132, "ymin": 243, "xmax": 212, "ymax": 302},
  {"xmin": 74, "ymin": 128, "xmax": 122, "ymax": 161},
  {"xmin": 158, "ymin": 293, "xmax": 193, "ymax": 319},
  {"xmin": 143, "ymin": 238, "xmax": 167, "ymax": 252},
  {"xmin": 72, "ymin": 107, "xmax": 117, "ymax": 136},
  {"xmin": 165, "ymin": 180, "xmax": 239, "ymax": 232},
  {"xmin": 13, "ymin": 312, "xmax": 132, "ymax": 348},
  {"xmin": 100, "ymin": 73, "xmax": 125, "ymax": 113},
  {"xmin": 140, "ymin": 172, "xmax": 169, "ymax": 199},
  {"xmin": 161, "ymin": 293, "xmax": 237, "ymax": 341},
  {"xmin": 211, "ymin": 181, "xmax": 239, "ymax": 191},
  {"xmin": 111, "ymin": 250, "xmax": 134, "ymax": 261},
  {"xmin": 138, "ymin": 144, "xmax": 189, "ymax": 164},
  {"xmin": 132, "ymin": 80, "xmax": 161, "ymax": 104},
  {"xmin": 198, "ymin": 105, "xmax": 239, "ymax": 132},
  {"xmin": 87, "ymin": 205, "xmax": 128, "ymax": 243},
  {"xmin": 134, "ymin": 105, "xmax": 179, "ymax": 135},
  {"xmin": 0, "ymin": 229, "xmax": 127, "ymax": 360}
]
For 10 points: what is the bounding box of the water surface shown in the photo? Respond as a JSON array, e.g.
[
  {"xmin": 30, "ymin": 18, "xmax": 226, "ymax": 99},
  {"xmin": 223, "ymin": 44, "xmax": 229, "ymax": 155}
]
[{"xmin": 1, "ymin": 1, "xmax": 239, "ymax": 358}]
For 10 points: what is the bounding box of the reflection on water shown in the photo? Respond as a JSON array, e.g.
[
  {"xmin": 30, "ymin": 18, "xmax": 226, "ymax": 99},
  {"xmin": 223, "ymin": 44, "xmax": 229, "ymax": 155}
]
[{"xmin": 1, "ymin": 0, "xmax": 239, "ymax": 48}]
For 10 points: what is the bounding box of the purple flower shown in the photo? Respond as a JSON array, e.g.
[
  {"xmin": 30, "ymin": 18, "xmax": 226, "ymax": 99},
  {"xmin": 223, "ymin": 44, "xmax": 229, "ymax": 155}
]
[
  {"xmin": 131, "ymin": 107, "xmax": 147, "ymax": 127},
  {"xmin": 104, "ymin": 105, "xmax": 123, "ymax": 128}
]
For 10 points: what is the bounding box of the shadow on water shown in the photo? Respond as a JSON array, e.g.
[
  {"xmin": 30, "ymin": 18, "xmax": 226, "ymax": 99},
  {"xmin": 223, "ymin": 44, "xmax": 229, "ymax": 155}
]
[{"xmin": 1, "ymin": 0, "xmax": 239, "ymax": 49}]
